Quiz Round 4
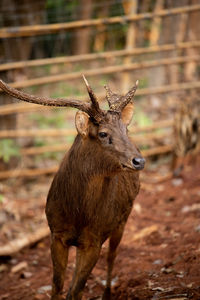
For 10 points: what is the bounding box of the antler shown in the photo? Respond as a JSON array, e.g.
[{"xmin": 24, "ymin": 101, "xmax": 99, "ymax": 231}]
[
  {"xmin": 82, "ymin": 75, "xmax": 104, "ymax": 122},
  {"xmin": 0, "ymin": 77, "xmax": 104, "ymax": 122},
  {"xmin": 0, "ymin": 77, "xmax": 138, "ymax": 120},
  {"xmin": 118, "ymin": 80, "xmax": 139, "ymax": 111},
  {"xmin": 104, "ymin": 80, "xmax": 139, "ymax": 112},
  {"xmin": 104, "ymin": 85, "xmax": 122, "ymax": 110}
]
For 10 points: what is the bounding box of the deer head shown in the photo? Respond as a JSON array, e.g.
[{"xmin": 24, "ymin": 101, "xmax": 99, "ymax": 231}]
[{"xmin": 0, "ymin": 76, "xmax": 145, "ymax": 171}]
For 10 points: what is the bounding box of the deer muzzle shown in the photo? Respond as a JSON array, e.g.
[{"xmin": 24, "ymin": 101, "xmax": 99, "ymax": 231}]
[{"xmin": 132, "ymin": 157, "xmax": 145, "ymax": 170}]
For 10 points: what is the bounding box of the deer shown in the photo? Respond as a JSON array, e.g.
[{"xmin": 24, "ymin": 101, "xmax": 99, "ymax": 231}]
[
  {"xmin": 0, "ymin": 77, "xmax": 145, "ymax": 300},
  {"xmin": 172, "ymin": 100, "xmax": 199, "ymax": 176}
]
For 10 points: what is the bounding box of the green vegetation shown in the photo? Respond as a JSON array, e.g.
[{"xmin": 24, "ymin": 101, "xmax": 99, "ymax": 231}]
[
  {"xmin": 29, "ymin": 110, "xmax": 66, "ymax": 129},
  {"xmin": 35, "ymin": 150, "xmax": 62, "ymax": 161},
  {"xmin": 0, "ymin": 194, "xmax": 4, "ymax": 204},
  {"xmin": 137, "ymin": 77, "xmax": 148, "ymax": 89},
  {"xmin": 99, "ymin": 75, "xmax": 112, "ymax": 87},
  {"xmin": 33, "ymin": 138, "xmax": 47, "ymax": 147},
  {"xmin": 50, "ymin": 82, "xmax": 82, "ymax": 98},
  {"xmin": 0, "ymin": 139, "xmax": 20, "ymax": 163},
  {"xmin": 134, "ymin": 108, "xmax": 152, "ymax": 127}
]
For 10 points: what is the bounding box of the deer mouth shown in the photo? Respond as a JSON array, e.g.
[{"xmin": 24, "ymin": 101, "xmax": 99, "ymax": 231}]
[
  {"xmin": 122, "ymin": 164, "xmax": 136, "ymax": 171},
  {"xmin": 122, "ymin": 160, "xmax": 145, "ymax": 171}
]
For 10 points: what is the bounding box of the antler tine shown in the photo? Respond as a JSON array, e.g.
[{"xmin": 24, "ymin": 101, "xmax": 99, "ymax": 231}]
[
  {"xmin": 118, "ymin": 80, "xmax": 139, "ymax": 111},
  {"xmin": 82, "ymin": 75, "xmax": 104, "ymax": 121},
  {"xmin": 0, "ymin": 79, "xmax": 101, "ymax": 119},
  {"xmin": 104, "ymin": 85, "xmax": 122, "ymax": 111},
  {"xmin": 104, "ymin": 81, "xmax": 138, "ymax": 113},
  {"xmin": 104, "ymin": 85, "xmax": 113, "ymax": 107},
  {"xmin": 82, "ymin": 75, "xmax": 101, "ymax": 111}
]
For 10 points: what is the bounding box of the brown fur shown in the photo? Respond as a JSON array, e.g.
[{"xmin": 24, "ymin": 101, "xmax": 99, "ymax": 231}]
[{"xmin": 46, "ymin": 110, "xmax": 144, "ymax": 300}]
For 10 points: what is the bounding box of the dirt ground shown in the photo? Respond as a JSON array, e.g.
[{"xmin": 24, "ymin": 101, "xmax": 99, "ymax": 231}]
[{"xmin": 0, "ymin": 156, "xmax": 200, "ymax": 300}]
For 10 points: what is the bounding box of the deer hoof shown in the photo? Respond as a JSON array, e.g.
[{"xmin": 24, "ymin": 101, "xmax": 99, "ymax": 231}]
[
  {"xmin": 51, "ymin": 295, "xmax": 64, "ymax": 300},
  {"xmin": 102, "ymin": 287, "xmax": 111, "ymax": 300}
]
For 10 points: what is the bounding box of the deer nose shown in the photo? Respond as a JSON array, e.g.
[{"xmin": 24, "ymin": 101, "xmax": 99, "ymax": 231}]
[{"xmin": 132, "ymin": 157, "xmax": 145, "ymax": 170}]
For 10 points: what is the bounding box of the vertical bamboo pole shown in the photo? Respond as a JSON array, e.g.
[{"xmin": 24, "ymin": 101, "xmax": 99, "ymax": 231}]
[
  {"xmin": 149, "ymin": 0, "xmax": 163, "ymax": 46},
  {"xmin": 148, "ymin": 0, "xmax": 164, "ymax": 93},
  {"xmin": 93, "ymin": 5, "xmax": 109, "ymax": 52},
  {"xmin": 72, "ymin": 0, "xmax": 93, "ymax": 55},
  {"xmin": 168, "ymin": 0, "xmax": 189, "ymax": 84},
  {"xmin": 170, "ymin": 12, "xmax": 188, "ymax": 84},
  {"xmin": 121, "ymin": 0, "xmax": 138, "ymax": 93},
  {"xmin": 184, "ymin": 0, "xmax": 200, "ymax": 81},
  {"xmin": 137, "ymin": 0, "xmax": 151, "ymax": 47}
]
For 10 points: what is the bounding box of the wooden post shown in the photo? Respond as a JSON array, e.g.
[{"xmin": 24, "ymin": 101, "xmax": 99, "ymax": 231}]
[
  {"xmin": 170, "ymin": 11, "xmax": 188, "ymax": 84},
  {"xmin": 166, "ymin": 0, "xmax": 189, "ymax": 84},
  {"xmin": 72, "ymin": 0, "xmax": 93, "ymax": 55},
  {"xmin": 122, "ymin": 0, "xmax": 138, "ymax": 93},
  {"xmin": 93, "ymin": 5, "xmax": 109, "ymax": 52},
  {"xmin": 137, "ymin": 0, "xmax": 151, "ymax": 46},
  {"xmin": 149, "ymin": 0, "xmax": 163, "ymax": 46},
  {"xmin": 148, "ymin": 0, "xmax": 165, "ymax": 91},
  {"xmin": 184, "ymin": 0, "xmax": 200, "ymax": 81}
]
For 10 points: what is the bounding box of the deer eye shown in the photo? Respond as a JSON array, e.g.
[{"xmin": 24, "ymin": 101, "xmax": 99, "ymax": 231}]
[{"xmin": 99, "ymin": 132, "xmax": 108, "ymax": 138}]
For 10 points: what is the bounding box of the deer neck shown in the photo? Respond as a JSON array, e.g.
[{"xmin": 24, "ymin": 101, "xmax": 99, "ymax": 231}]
[{"xmin": 67, "ymin": 135, "xmax": 121, "ymax": 180}]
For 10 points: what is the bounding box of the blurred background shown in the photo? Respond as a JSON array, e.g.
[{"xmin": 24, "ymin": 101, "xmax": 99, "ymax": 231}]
[
  {"xmin": 0, "ymin": 1, "xmax": 200, "ymax": 299},
  {"xmin": 0, "ymin": 0, "xmax": 199, "ymax": 174}
]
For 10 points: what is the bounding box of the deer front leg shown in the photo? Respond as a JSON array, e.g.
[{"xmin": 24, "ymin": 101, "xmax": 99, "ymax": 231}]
[
  {"xmin": 51, "ymin": 233, "xmax": 69, "ymax": 300},
  {"xmin": 102, "ymin": 223, "xmax": 125, "ymax": 300},
  {"xmin": 66, "ymin": 241, "xmax": 101, "ymax": 300}
]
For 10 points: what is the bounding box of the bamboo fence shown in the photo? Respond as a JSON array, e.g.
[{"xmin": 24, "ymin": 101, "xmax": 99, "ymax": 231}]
[
  {"xmin": 0, "ymin": 4, "xmax": 200, "ymax": 38},
  {"xmin": 0, "ymin": 40, "xmax": 199, "ymax": 72},
  {"xmin": 1, "ymin": 55, "xmax": 199, "ymax": 91}
]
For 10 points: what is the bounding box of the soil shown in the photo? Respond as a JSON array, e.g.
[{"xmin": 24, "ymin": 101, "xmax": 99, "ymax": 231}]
[{"xmin": 0, "ymin": 157, "xmax": 200, "ymax": 300}]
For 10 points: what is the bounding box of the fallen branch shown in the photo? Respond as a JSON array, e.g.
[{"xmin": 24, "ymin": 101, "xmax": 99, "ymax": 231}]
[
  {"xmin": 0, "ymin": 226, "xmax": 50, "ymax": 256},
  {"xmin": 130, "ymin": 225, "xmax": 158, "ymax": 242},
  {"xmin": 0, "ymin": 224, "xmax": 158, "ymax": 256}
]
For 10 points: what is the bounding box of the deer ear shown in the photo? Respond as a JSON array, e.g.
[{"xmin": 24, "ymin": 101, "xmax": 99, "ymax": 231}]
[
  {"xmin": 75, "ymin": 111, "xmax": 89, "ymax": 137},
  {"xmin": 121, "ymin": 102, "xmax": 134, "ymax": 126}
]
